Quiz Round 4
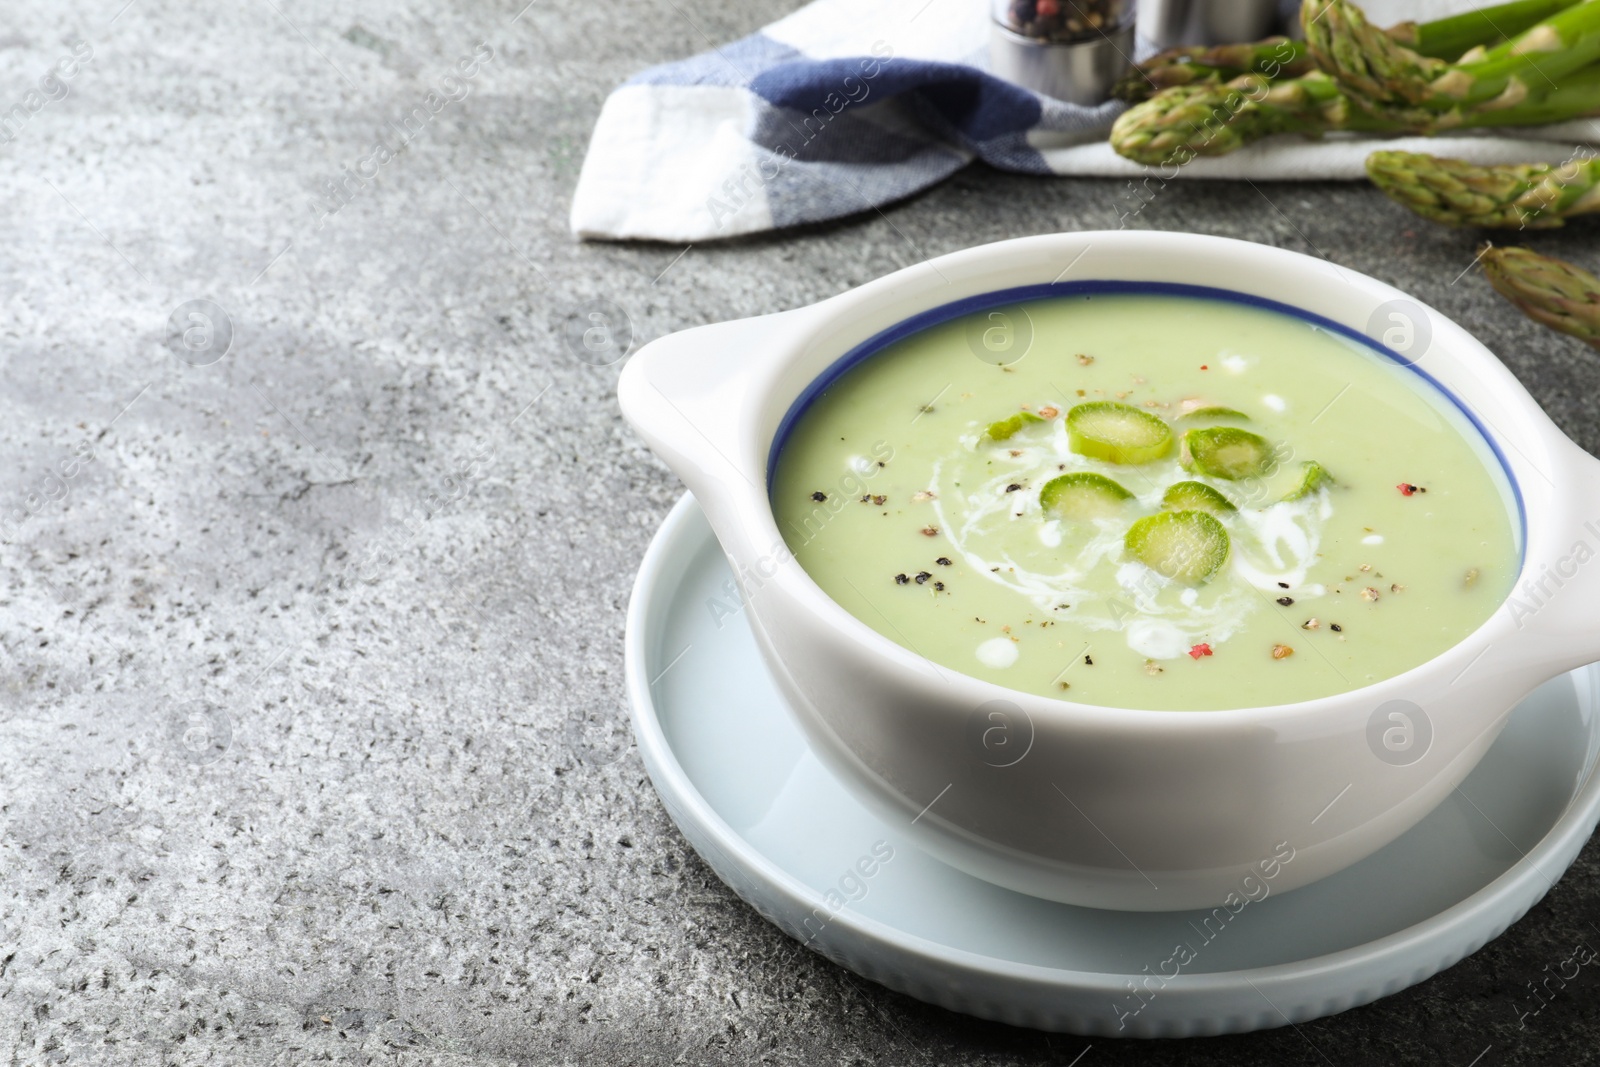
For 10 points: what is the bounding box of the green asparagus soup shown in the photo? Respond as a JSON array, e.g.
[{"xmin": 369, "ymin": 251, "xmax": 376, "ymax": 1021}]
[{"xmin": 772, "ymin": 292, "xmax": 1519, "ymax": 710}]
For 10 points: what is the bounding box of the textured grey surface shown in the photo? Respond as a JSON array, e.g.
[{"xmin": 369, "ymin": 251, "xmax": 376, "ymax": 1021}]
[{"xmin": 1, "ymin": 1, "xmax": 1597, "ymax": 1064}]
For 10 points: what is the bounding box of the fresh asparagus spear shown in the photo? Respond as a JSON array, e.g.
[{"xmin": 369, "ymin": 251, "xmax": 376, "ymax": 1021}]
[
  {"xmin": 1366, "ymin": 151, "xmax": 1600, "ymax": 228},
  {"xmin": 1113, "ymin": 39, "xmax": 1314, "ymax": 102},
  {"xmin": 1481, "ymin": 245, "xmax": 1600, "ymax": 348},
  {"xmin": 1303, "ymin": 0, "xmax": 1449, "ymax": 105},
  {"xmin": 1110, "ymin": 65, "xmax": 1600, "ymax": 166},
  {"xmin": 1305, "ymin": 0, "xmax": 1600, "ymax": 110},
  {"xmin": 1385, "ymin": 0, "xmax": 1586, "ymax": 58},
  {"xmin": 1115, "ymin": 0, "xmax": 1582, "ymax": 104},
  {"xmin": 1111, "ymin": 73, "xmax": 1396, "ymax": 165}
]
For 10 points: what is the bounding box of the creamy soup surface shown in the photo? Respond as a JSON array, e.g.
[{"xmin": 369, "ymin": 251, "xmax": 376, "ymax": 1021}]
[{"xmin": 772, "ymin": 293, "xmax": 1519, "ymax": 710}]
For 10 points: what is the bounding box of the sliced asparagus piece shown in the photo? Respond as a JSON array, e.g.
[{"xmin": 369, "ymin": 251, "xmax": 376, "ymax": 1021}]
[
  {"xmin": 1282, "ymin": 461, "xmax": 1336, "ymax": 501},
  {"xmin": 1482, "ymin": 246, "xmax": 1600, "ymax": 349},
  {"xmin": 1366, "ymin": 151, "xmax": 1600, "ymax": 229},
  {"xmin": 1177, "ymin": 405, "xmax": 1251, "ymax": 422},
  {"xmin": 1180, "ymin": 427, "xmax": 1274, "ymax": 481},
  {"xmin": 1040, "ymin": 473, "xmax": 1135, "ymax": 521},
  {"xmin": 985, "ymin": 412, "xmax": 1045, "ymax": 441},
  {"xmin": 1066, "ymin": 402, "xmax": 1174, "ymax": 465},
  {"xmin": 1125, "ymin": 511, "xmax": 1231, "ymax": 584},
  {"xmin": 1162, "ymin": 480, "xmax": 1238, "ymax": 514}
]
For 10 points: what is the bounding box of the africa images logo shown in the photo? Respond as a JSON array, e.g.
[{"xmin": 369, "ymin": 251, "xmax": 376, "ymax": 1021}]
[{"xmin": 1111, "ymin": 841, "xmax": 1297, "ymax": 1030}]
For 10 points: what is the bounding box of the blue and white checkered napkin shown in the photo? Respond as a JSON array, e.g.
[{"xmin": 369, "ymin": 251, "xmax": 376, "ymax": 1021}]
[{"xmin": 570, "ymin": 0, "xmax": 1599, "ymax": 243}]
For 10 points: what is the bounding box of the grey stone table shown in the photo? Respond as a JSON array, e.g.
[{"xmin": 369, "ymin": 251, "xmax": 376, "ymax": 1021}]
[{"xmin": 1, "ymin": 1, "xmax": 1596, "ymax": 1064}]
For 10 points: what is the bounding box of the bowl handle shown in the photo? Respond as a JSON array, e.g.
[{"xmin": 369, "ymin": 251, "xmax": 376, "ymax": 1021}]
[
  {"xmin": 618, "ymin": 311, "xmax": 800, "ymax": 499},
  {"xmin": 1508, "ymin": 441, "xmax": 1600, "ymax": 677}
]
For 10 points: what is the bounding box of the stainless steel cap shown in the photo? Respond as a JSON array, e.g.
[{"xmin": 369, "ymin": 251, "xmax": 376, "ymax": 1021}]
[
  {"xmin": 1141, "ymin": 0, "xmax": 1282, "ymax": 49},
  {"xmin": 988, "ymin": 19, "xmax": 1136, "ymax": 106}
]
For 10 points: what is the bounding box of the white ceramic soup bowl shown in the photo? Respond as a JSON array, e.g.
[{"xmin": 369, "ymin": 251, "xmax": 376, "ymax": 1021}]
[{"xmin": 618, "ymin": 231, "xmax": 1600, "ymax": 912}]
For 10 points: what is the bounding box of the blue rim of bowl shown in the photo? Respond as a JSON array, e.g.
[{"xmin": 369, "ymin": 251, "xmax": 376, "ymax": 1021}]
[{"xmin": 765, "ymin": 280, "xmax": 1527, "ymax": 557}]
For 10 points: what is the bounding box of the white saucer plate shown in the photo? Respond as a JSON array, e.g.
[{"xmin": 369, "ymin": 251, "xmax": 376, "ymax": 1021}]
[{"xmin": 624, "ymin": 495, "xmax": 1600, "ymax": 1038}]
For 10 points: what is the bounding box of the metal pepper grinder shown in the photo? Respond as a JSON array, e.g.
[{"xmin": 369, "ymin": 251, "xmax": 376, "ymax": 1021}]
[
  {"xmin": 1140, "ymin": 0, "xmax": 1283, "ymax": 49},
  {"xmin": 988, "ymin": 0, "xmax": 1138, "ymax": 105}
]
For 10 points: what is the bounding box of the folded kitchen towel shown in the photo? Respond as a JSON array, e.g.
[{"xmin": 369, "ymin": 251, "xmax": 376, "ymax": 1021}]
[{"xmin": 570, "ymin": 0, "xmax": 1600, "ymax": 243}]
